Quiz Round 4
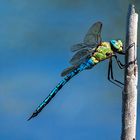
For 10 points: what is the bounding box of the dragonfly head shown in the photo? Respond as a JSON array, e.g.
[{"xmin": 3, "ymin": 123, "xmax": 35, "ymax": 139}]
[{"xmin": 110, "ymin": 40, "xmax": 123, "ymax": 53}]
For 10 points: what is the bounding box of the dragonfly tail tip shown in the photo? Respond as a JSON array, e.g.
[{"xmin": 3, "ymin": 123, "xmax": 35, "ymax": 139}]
[
  {"xmin": 27, "ymin": 112, "xmax": 37, "ymax": 121},
  {"xmin": 27, "ymin": 115, "xmax": 33, "ymax": 121}
]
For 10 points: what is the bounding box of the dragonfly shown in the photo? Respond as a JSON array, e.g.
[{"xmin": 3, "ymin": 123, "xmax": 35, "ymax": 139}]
[{"xmin": 28, "ymin": 21, "xmax": 126, "ymax": 121}]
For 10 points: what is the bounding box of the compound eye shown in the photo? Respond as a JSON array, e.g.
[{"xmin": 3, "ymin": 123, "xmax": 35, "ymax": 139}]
[{"xmin": 112, "ymin": 40, "xmax": 116, "ymax": 44}]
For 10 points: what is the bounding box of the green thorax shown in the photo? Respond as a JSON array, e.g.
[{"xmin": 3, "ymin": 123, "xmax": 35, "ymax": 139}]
[{"xmin": 91, "ymin": 42, "xmax": 113, "ymax": 63}]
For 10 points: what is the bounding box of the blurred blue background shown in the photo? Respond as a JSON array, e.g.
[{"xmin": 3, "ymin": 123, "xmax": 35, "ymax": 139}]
[{"xmin": 0, "ymin": 0, "xmax": 140, "ymax": 140}]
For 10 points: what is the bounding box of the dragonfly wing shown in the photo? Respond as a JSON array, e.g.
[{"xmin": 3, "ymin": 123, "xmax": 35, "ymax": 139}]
[
  {"xmin": 61, "ymin": 66, "xmax": 76, "ymax": 77},
  {"xmin": 71, "ymin": 22, "xmax": 102, "ymax": 52},
  {"xmin": 84, "ymin": 21, "xmax": 102, "ymax": 45},
  {"xmin": 71, "ymin": 43, "xmax": 88, "ymax": 52},
  {"xmin": 70, "ymin": 49, "xmax": 92, "ymax": 66}
]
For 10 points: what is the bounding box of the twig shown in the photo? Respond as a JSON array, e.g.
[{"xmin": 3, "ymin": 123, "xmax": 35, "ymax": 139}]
[{"xmin": 121, "ymin": 4, "xmax": 138, "ymax": 140}]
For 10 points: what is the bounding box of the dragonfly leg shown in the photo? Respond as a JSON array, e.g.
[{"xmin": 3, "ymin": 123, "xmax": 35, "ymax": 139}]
[
  {"xmin": 119, "ymin": 42, "xmax": 135, "ymax": 55},
  {"xmin": 108, "ymin": 58, "xmax": 124, "ymax": 88},
  {"xmin": 113, "ymin": 54, "xmax": 136, "ymax": 69},
  {"xmin": 113, "ymin": 55, "xmax": 125, "ymax": 69},
  {"xmin": 126, "ymin": 42, "xmax": 135, "ymax": 52}
]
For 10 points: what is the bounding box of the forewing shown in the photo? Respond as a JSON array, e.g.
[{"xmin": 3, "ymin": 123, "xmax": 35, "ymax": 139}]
[
  {"xmin": 71, "ymin": 22, "xmax": 102, "ymax": 52},
  {"xmin": 71, "ymin": 43, "xmax": 97, "ymax": 52},
  {"xmin": 71, "ymin": 43, "xmax": 87, "ymax": 52},
  {"xmin": 84, "ymin": 21, "xmax": 102, "ymax": 45}
]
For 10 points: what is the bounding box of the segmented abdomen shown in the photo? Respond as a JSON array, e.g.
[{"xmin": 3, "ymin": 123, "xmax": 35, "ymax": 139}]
[{"xmin": 28, "ymin": 58, "xmax": 95, "ymax": 120}]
